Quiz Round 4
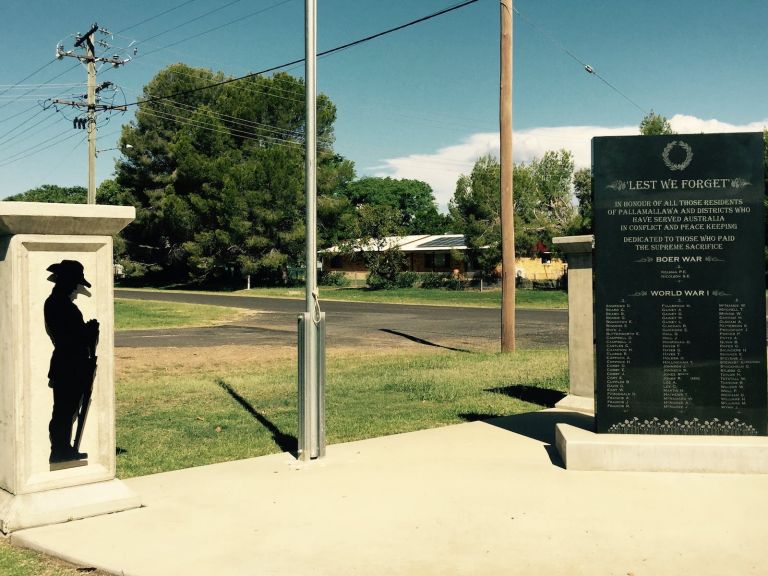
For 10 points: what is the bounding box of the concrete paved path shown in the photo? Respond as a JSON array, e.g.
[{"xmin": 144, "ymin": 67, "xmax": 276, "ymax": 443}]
[{"xmin": 13, "ymin": 410, "xmax": 768, "ymax": 576}]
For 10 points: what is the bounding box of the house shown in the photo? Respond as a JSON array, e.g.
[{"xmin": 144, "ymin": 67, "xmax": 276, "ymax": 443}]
[
  {"xmin": 323, "ymin": 234, "xmax": 471, "ymax": 276},
  {"xmin": 322, "ymin": 234, "xmax": 566, "ymax": 281}
]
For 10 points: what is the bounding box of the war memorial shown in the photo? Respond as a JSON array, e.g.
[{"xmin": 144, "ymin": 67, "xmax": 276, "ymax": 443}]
[
  {"xmin": 555, "ymin": 132, "xmax": 768, "ymax": 472},
  {"xmin": 0, "ymin": 135, "xmax": 765, "ymax": 576}
]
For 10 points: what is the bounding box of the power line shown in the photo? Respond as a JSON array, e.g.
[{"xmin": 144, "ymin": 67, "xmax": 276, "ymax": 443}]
[
  {"xmin": 318, "ymin": 0, "xmax": 480, "ymax": 58},
  {"xmin": 0, "ymin": 82, "xmax": 85, "ymax": 89},
  {"xmin": 96, "ymin": 0, "xmax": 296, "ymax": 81},
  {"xmin": 0, "ymin": 59, "xmax": 58, "ymax": 101},
  {"xmin": 2, "ymin": 0, "xmax": 481, "ymax": 170},
  {"xmin": 32, "ymin": 132, "xmax": 89, "ymax": 187},
  {"xmin": 116, "ymin": 0, "xmax": 204, "ymax": 34},
  {"xmin": 512, "ymin": 5, "xmax": 648, "ymax": 115},
  {"xmin": 0, "ymin": 126, "xmax": 82, "ymax": 168},
  {"xmin": 0, "ymin": 62, "xmax": 81, "ymax": 114},
  {"xmin": 126, "ymin": 0, "xmax": 480, "ymax": 108},
  {"xmin": 156, "ymin": 99, "xmax": 305, "ymax": 139},
  {"xmin": 138, "ymin": 0, "xmax": 296, "ymax": 60},
  {"xmin": 130, "ymin": 0, "xmax": 245, "ymax": 47},
  {"xmin": 0, "ymin": 107, "xmax": 52, "ymax": 148},
  {"xmin": 138, "ymin": 106, "xmax": 302, "ymax": 149}
]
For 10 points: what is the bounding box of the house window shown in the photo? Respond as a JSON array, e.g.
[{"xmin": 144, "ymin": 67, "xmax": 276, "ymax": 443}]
[{"xmin": 425, "ymin": 253, "xmax": 449, "ymax": 269}]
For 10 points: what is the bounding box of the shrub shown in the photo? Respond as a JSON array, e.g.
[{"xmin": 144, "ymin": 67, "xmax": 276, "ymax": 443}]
[
  {"xmin": 420, "ymin": 272, "xmax": 448, "ymax": 289},
  {"xmin": 395, "ymin": 271, "xmax": 419, "ymax": 288},
  {"xmin": 319, "ymin": 271, "xmax": 350, "ymax": 287},
  {"xmin": 444, "ymin": 276, "xmax": 465, "ymax": 291},
  {"xmin": 367, "ymin": 273, "xmax": 395, "ymax": 290},
  {"xmin": 516, "ymin": 277, "xmax": 534, "ymax": 290},
  {"xmin": 532, "ymin": 279, "xmax": 560, "ymax": 290}
]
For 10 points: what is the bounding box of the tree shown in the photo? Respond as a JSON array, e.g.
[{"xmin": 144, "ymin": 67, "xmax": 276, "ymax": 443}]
[
  {"xmin": 114, "ymin": 64, "xmax": 354, "ymax": 285},
  {"xmin": 341, "ymin": 177, "xmax": 447, "ymax": 234},
  {"xmin": 6, "ymin": 184, "xmax": 87, "ymax": 203},
  {"xmin": 343, "ymin": 203, "xmax": 406, "ymax": 289},
  {"xmin": 512, "ymin": 150, "xmax": 577, "ymax": 256},
  {"xmin": 639, "ymin": 110, "xmax": 675, "ymax": 135},
  {"xmin": 7, "ymin": 181, "xmax": 130, "ymax": 205},
  {"xmin": 449, "ymin": 155, "xmax": 502, "ymax": 276},
  {"xmin": 449, "ymin": 151, "xmax": 579, "ymax": 274},
  {"xmin": 572, "ymin": 167, "xmax": 593, "ymax": 233}
]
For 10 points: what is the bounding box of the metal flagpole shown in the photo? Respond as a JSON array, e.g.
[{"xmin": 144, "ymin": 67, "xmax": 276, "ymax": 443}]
[{"xmin": 298, "ymin": 0, "xmax": 325, "ymax": 461}]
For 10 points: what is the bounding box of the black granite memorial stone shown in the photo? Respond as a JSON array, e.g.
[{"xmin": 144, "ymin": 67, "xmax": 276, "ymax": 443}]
[{"xmin": 593, "ymin": 133, "xmax": 767, "ymax": 435}]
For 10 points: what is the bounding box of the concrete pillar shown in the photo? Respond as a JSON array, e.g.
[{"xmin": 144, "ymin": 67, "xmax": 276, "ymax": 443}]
[
  {"xmin": 552, "ymin": 235, "xmax": 595, "ymax": 414},
  {"xmin": 0, "ymin": 202, "xmax": 139, "ymax": 533}
]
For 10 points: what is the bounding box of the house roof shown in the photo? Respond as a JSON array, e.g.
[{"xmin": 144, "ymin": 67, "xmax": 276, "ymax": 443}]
[
  {"xmin": 324, "ymin": 234, "xmax": 469, "ymax": 254},
  {"xmin": 410, "ymin": 235, "xmax": 468, "ymax": 250}
]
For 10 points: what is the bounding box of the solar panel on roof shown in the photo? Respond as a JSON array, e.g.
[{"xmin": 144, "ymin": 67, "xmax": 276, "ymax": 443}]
[{"xmin": 417, "ymin": 236, "xmax": 466, "ymax": 248}]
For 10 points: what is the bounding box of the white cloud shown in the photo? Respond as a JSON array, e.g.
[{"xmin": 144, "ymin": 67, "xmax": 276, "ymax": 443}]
[
  {"xmin": 667, "ymin": 114, "xmax": 768, "ymax": 135},
  {"xmin": 372, "ymin": 115, "xmax": 768, "ymax": 212}
]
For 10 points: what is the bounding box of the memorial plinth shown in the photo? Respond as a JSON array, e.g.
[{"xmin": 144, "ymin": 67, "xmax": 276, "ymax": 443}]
[
  {"xmin": 556, "ymin": 133, "xmax": 768, "ymax": 474},
  {"xmin": 0, "ymin": 202, "xmax": 139, "ymax": 533},
  {"xmin": 552, "ymin": 235, "xmax": 595, "ymax": 414},
  {"xmin": 555, "ymin": 423, "xmax": 768, "ymax": 473}
]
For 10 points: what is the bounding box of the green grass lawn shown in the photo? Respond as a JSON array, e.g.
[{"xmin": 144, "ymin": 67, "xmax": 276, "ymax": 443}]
[
  {"xmin": 0, "ymin": 540, "xmax": 110, "ymax": 575},
  {"xmin": 115, "ymin": 346, "xmax": 568, "ymax": 478},
  {"xmin": 115, "ymin": 298, "xmax": 248, "ymax": 330},
  {"xmin": 239, "ymin": 286, "xmax": 568, "ymax": 309}
]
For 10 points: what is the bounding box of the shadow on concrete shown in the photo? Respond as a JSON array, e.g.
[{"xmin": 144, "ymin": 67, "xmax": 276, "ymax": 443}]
[
  {"xmin": 486, "ymin": 385, "xmax": 566, "ymax": 408},
  {"xmin": 379, "ymin": 328, "xmax": 471, "ymax": 352},
  {"xmin": 217, "ymin": 380, "xmax": 297, "ymax": 456},
  {"xmin": 459, "ymin": 410, "xmax": 595, "ymax": 468}
]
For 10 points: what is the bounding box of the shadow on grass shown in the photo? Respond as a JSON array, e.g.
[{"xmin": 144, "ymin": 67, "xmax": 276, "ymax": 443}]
[
  {"xmin": 217, "ymin": 380, "xmax": 297, "ymax": 456},
  {"xmin": 379, "ymin": 328, "xmax": 471, "ymax": 353},
  {"xmin": 486, "ymin": 384, "xmax": 566, "ymax": 408},
  {"xmin": 458, "ymin": 410, "xmax": 594, "ymax": 468}
]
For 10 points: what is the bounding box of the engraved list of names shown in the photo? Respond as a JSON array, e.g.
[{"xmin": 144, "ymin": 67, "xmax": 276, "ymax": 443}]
[{"xmin": 593, "ymin": 133, "xmax": 767, "ymax": 435}]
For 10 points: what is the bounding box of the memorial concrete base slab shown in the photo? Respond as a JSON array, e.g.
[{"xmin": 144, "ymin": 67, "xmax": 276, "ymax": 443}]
[
  {"xmin": 0, "ymin": 479, "xmax": 140, "ymax": 534},
  {"xmin": 556, "ymin": 423, "xmax": 768, "ymax": 473},
  {"xmin": 554, "ymin": 394, "xmax": 594, "ymax": 414}
]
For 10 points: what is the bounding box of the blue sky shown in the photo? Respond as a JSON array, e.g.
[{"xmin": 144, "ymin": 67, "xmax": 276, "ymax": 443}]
[{"xmin": 1, "ymin": 0, "xmax": 767, "ymax": 210}]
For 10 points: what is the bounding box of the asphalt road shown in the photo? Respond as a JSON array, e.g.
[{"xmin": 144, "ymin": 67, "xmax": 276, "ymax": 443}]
[{"xmin": 114, "ymin": 289, "xmax": 568, "ymax": 351}]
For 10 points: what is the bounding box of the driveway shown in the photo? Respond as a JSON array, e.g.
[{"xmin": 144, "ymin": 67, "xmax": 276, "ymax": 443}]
[{"xmin": 114, "ymin": 289, "xmax": 568, "ymax": 351}]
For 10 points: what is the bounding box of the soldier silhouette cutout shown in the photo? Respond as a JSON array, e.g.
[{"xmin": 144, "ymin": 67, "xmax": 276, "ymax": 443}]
[{"xmin": 44, "ymin": 260, "xmax": 99, "ymax": 465}]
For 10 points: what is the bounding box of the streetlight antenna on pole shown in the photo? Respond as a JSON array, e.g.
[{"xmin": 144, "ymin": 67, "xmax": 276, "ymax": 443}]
[
  {"xmin": 500, "ymin": 0, "xmax": 516, "ymax": 352},
  {"xmin": 298, "ymin": 0, "xmax": 326, "ymax": 461}
]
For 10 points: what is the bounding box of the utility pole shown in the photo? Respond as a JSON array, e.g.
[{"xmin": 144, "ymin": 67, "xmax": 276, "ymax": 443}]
[
  {"xmin": 55, "ymin": 23, "xmax": 129, "ymax": 204},
  {"xmin": 83, "ymin": 27, "xmax": 97, "ymax": 204},
  {"xmin": 500, "ymin": 0, "xmax": 516, "ymax": 352}
]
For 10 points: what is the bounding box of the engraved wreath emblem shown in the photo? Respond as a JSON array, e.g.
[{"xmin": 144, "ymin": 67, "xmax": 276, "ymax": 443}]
[{"xmin": 662, "ymin": 140, "xmax": 693, "ymax": 171}]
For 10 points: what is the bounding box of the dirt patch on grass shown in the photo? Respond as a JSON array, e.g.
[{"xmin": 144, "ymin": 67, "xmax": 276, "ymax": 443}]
[
  {"xmin": 116, "ymin": 345, "xmax": 293, "ymax": 378},
  {"xmin": 115, "ymin": 344, "xmax": 437, "ymax": 379}
]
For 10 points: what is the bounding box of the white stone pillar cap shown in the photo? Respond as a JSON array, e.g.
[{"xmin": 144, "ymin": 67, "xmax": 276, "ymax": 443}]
[
  {"xmin": 552, "ymin": 234, "xmax": 594, "ymax": 254},
  {"xmin": 0, "ymin": 202, "xmax": 135, "ymax": 236}
]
